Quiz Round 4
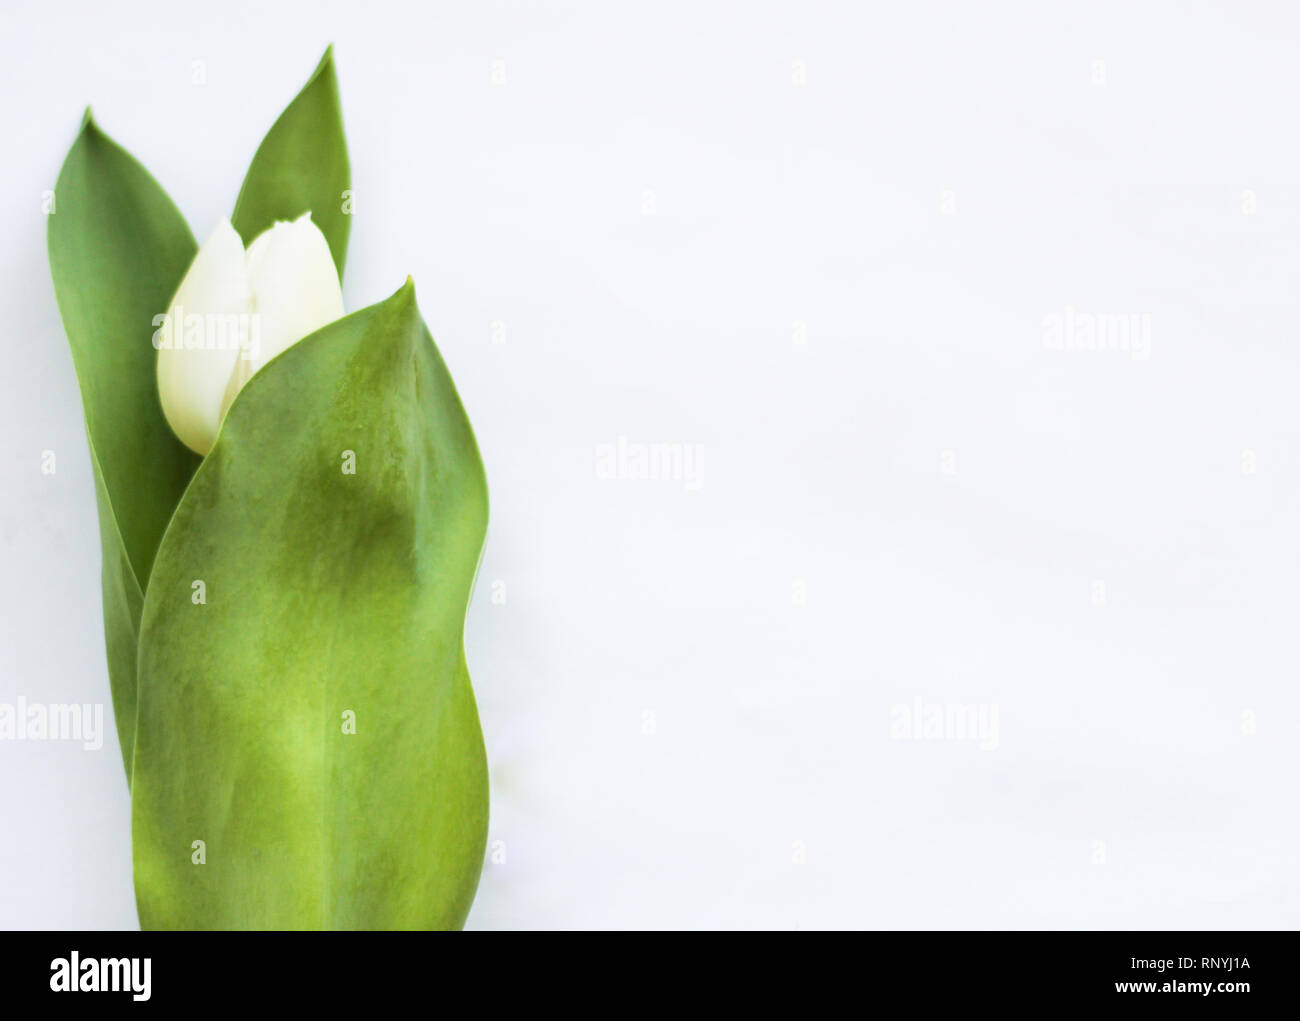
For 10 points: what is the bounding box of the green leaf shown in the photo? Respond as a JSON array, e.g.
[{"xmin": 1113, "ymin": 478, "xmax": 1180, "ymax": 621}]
[
  {"xmin": 47, "ymin": 113, "xmax": 202, "ymax": 776},
  {"xmin": 232, "ymin": 46, "xmax": 351, "ymax": 278},
  {"xmin": 131, "ymin": 281, "xmax": 490, "ymax": 929}
]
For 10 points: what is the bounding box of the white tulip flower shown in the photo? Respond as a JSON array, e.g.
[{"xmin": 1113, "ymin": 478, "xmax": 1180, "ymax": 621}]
[{"xmin": 154, "ymin": 213, "xmax": 344, "ymax": 455}]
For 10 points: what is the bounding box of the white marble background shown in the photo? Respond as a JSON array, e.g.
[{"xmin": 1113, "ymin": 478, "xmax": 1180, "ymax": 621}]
[{"xmin": 1, "ymin": 0, "xmax": 1297, "ymax": 929}]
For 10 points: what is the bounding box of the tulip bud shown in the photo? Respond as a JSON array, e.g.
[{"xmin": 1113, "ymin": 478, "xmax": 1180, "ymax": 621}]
[{"xmin": 155, "ymin": 213, "xmax": 344, "ymax": 455}]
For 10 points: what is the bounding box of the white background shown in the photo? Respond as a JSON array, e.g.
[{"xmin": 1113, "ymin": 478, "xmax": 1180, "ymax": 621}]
[{"xmin": 2, "ymin": 0, "xmax": 1298, "ymax": 929}]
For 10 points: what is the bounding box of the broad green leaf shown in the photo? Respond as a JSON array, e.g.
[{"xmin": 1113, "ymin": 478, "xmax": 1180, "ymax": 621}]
[
  {"xmin": 48, "ymin": 113, "xmax": 201, "ymax": 776},
  {"xmin": 91, "ymin": 460, "xmax": 144, "ymax": 778},
  {"xmin": 232, "ymin": 46, "xmax": 351, "ymax": 278},
  {"xmin": 132, "ymin": 281, "xmax": 490, "ymax": 929}
]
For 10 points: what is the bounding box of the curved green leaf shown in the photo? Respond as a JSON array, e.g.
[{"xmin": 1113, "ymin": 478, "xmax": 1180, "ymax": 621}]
[
  {"xmin": 47, "ymin": 114, "xmax": 201, "ymax": 775},
  {"xmin": 232, "ymin": 46, "xmax": 351, "ymax": 278},
  {"xmin": 131, "ymin": 280, "xmax": 490, "ymax": 929}
]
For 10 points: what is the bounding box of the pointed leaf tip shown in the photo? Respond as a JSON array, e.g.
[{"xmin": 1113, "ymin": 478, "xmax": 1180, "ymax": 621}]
[
  {"xmin": 313, "ymin": 44, "xmax": 336, "ymax": 79},
  {"xmin": 393, "ymin": 275, "xmax": 418, "ymax": 308},
  {"xmin": 232, "ymin": 45, "xmax": 350, "ymax": 278}
]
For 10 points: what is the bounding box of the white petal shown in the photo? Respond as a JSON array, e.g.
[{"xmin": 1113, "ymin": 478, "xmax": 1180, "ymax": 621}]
[
  {"xmin": 222, "ymin": 213, "xmax": 344, "ymax": 416},
  {"xmin": 157, "ymin": 218, "xmax": 253, "ymax": 456}
]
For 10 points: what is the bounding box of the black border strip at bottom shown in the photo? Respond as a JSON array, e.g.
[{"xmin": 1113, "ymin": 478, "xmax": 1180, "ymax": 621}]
[{"xmin": 0, "ymin": 932, "xmax": 1279, "ymax": 1008}]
